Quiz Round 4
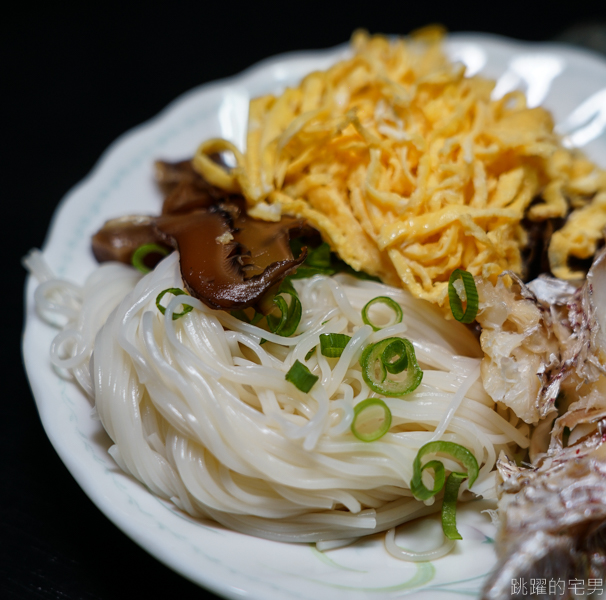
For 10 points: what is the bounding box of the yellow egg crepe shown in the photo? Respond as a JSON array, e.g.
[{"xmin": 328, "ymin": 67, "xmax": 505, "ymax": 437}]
[{"xmin": 193, "ymin": 28, "xmax": 606, "ymax": 307}]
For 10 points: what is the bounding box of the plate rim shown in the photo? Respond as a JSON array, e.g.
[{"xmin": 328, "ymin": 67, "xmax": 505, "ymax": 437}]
[{"xmin": 22, "ymin": 32, "xmax": 606, "ymax": 600}]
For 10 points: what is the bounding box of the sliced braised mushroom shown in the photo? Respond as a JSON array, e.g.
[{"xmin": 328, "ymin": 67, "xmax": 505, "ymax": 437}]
[
  {"xmin": 520, "ymin": 216, "xmax": 564, "ymax": 281},
  {"xmin": 154, "ymin": 160, "xmax": 202, "ymax": 194},
  {"xmin": 155, "ymin": 157, "xmax": 232, "ymax": 196},
  {"xmin": 156, "ymin": 158, "xmax": 243, "ymax": 216},
  {"xmin": 233, "ymin": 211, "xmax": 307, "ymax": 278},
  {"xmin": 92, "ymin": 161, "xmax": 316, "ymax": 311},
  {"xmin": 91, "ymin": 215, "xmax": 170, "ymax": 265},
  {"xmin": 155, "ymin": 208, "xmax": 307, "ymax": 311},
  {"xmin": 161, "ymin": 181, "xmax": 216, "ymax": 215}
]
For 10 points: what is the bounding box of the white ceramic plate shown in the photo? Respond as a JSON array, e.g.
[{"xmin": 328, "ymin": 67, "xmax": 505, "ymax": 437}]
[{"xmin": 23, "ymin": 33, "xmax": 606, "ymax": 600}]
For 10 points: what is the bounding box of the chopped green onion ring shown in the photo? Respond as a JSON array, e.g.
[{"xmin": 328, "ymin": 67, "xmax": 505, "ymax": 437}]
[
  {"xmin": 156, "ymin": 288, "xmax": 194, "ymax": 320},
  {"xmin": 360, "ymin": 337, "xmax": 422, "ymax": 396},
  {"xmin": 351, "ymin": 398, "xmax": 392, "ymax": 442},
  {"xmin": 305, "ymin": 347, "xmax": 316, "ymax": 361},
  {"xmin": 290, "ymin": 242, "xmax": 335, "ymax": 279},
  {"xmin": 266, "ymin": 278, "xmax": 302, "ymax": 337},
  {"xmin": 267, "ymin": 295, "xmax": 289, "ymax": 333},
  {"xmin": 361, "ymin": 296, "xmax": 403, "ymax": 331},
  {"xmin": 231, "ymin": 308, "xmax": 263, "ymax": 325},
  {"xmin": 306, "ymin": 242, "xmax": 332, "ymax": 269},
  {"xmin": 410, "ymin": 441, "xmax": 479, "ymax": 540},
  {"xmin": 319, "ymin": 333, "xmax": 352, "ymax": 358},
  {"xmin": 410, "ymin": 441, "xmax": 479, "ymax": 499},
  {"xmin": 448, "ymin": 269, "xmax": 479, "ymax": 324},
  {"xmin": 441, "ymin": 472, "xmax": 467, "ymax": 540},
  {"xmin": 290, "ymin": 265, "xmax": 334, "ymax": 279},
  {"xmin": 285, "ymin": 360, "xmax": 318, "ymax": 393},
  {"xmin": 289, "ymin": 240, "xmax": 380, "ymax": 281},
  {"xmin": 381, "ymin": 339, "xmax": 408, "ymax": 374},
  {"xmin": 132, "ymin": 244, "xmax": 170, "ymax": 274},
  {"xmin": 412, "ymin": 459, "xmax": 446, "ymax": 499}
]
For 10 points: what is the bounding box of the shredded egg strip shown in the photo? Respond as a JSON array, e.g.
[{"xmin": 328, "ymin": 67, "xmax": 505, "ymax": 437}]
[{"xmin": 193, "ymin": 27, "xmax": 606, "ymax": 306}]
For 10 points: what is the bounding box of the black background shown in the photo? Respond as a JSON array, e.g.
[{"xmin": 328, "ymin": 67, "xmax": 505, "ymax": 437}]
[{"xmin": 5, "ymin": 2, "xmax": 606, "ymax": 599}]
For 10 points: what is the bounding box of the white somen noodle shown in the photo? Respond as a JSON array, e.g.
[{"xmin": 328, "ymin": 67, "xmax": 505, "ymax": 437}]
[{"xmin": 25, "ymin": 249, "xmax": 529, "ymax": 546}]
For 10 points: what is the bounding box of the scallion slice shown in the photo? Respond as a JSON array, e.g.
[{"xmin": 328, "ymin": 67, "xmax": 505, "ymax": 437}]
[
  {"xmin": 411, "ymin": 459, "xmax": 446, "ymax": 500},
  {"xmin": 319, "ymin": 333, "xmax": 351, "ymax": 358},
  {"xmin": 448, "ymin": 269, "xmax": 479, "ymax": 324},
  {"xmin": 381, "ymin": 339, "xmax": 408, "ymax": 374},
  {"xmin": 306, "ymin": 243, "xmax": 332, "ymax": 269},
  {"xmin": 132, "ymin": 244, "xmax": 169, "ymax": 274},
  {"xmin": 290, "ymin": 242, "xmax": 335, "ymax": 279},
  {"xmin": 305, "ymin": 347, "xmax": 316, "ymax": 361},
  {"xmin": 410, "ymin": 441, "xmax": 479, "ymax": 540},
  {"xmin": 441, "ymin": 472, "xmax": 467, "ymax": 540},
  {"xmin": 360, "ymin": 337, "xmax": 422, "ymax": 396},
  {"xmin": 351, "ymin": 398, "xmax": 392, "ymax": 442},
  {"xmin": 231, "ymin": 308, "xmax": 263, "ymax": 325},
  {"xmin": 290, "ymin": 240, "xmax": 381, "ymax": 281},
  {"xmin": 266, "ymin": 278, "xmax": 302, "ymax": 337},
  {"xmin": 285, "ymin": 360, "xmax": 318, "ymax": 393},
  {"xmin": 267, "ymin": 295, "xmax": 289, "ymax": 333},
  {"xmin": 156, "ymin": 288, "xmax": 193, "ymax": 320},
  {"xmin": 411, "ymin": 441, "xmax": 478, "ymax": 499},
  {"xmin": 361, "ymin": 296, "xmax": 403, "ymax": 331}
]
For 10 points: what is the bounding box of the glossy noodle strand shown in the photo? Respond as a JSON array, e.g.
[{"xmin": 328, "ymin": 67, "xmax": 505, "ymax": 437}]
[{"xmin": 26, "ymin": 249, "xmax": 528, "ymax": 544}]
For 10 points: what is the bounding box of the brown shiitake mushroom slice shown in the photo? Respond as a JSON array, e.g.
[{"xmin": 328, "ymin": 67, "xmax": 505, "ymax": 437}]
[
  {"xmin": 93, "ymin": 159, "xmax": 314, "ymax": 311},
  {"xmin": 91, "ymin": 215, "xmax": 171, "ymax": 266},
  {"xmin": 161, "ymin": 181, "xmax": 216, "ymax": 215},
  {"xmin": 155, "ymin": 207, "xmax": 308, "ymax": 311},
  {"xmin": 154, "ymin": 159, "xmax": 203, "ymax": 194},
  {"xmin": 157, "ymin": 158, "xmax": 244, "ymax": 216}
]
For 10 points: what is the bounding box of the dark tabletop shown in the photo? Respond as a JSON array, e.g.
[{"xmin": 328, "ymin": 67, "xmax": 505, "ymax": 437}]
[{"xmin": 5, "ymin": 2, "xmax": 606, "ymax": 599}]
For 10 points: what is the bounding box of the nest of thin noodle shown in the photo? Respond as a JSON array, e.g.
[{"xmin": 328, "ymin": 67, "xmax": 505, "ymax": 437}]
[{"xmin": 193, "ymin": 27, "xmax": 606, "ymax": 308}]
